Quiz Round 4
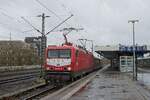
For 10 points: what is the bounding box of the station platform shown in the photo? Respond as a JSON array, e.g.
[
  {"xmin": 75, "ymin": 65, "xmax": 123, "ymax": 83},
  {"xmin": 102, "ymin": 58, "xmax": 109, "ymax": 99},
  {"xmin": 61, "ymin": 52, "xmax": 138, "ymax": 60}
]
[{"xmin": 69, "ymin": 71, "xmax": 150, "ymax": 100}]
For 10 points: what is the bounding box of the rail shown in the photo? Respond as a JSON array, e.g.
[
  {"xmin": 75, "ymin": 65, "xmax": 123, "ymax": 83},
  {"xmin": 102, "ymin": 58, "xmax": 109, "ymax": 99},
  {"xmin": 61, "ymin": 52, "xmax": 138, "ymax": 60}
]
[
  {"xmin": 0, "ymin": 64, "xmax": 110, "ymax": 100},
  {"xmin": 0, "ymin": 73, "xmax": 40, "ymax": 85}
]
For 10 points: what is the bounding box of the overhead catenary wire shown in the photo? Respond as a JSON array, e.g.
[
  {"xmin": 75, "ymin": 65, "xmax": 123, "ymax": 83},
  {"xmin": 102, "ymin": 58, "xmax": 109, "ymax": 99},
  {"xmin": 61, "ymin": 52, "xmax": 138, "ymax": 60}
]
[
  {"xmin": 0, "ymin": 32, "xmax": 23, "ymax": 39},
  {"xmin": 0, "ymin": 4, "xmax": 42, "ymax": 39},
  {"xmin": 1, "ymin": 12, "xmax": 14, "ymax": 20},
  {"xmin": 0, "ymin": 18, "xmax": 37, "ymax": 36},
  {"xmin": 54, "ymin": 0, "xmax": 87, "ymax": 40},
  {"xmin": 0, "ymin": 31, "xmax": 27, "ymax": 40},
  {"xmin": 46, "ymin": 14, "xmax": 73, "ymax": 35},
  {"xmin": 0, "ymin": 0, "xmax": 81, "ymax": 41},
  {"xmin": 35, "ymin": 0, "xmax": 71, "ymax": 27},
  {"xmin": 0, "ymin": 19, "xmax": 37, "ymax": 39},
  {"xmin": 0, "ymin": 11, "xmax": 36, "ymax": 35},
  {"xmin": 55, "ymin": 0, "xmax": 73, "ymax": 15},
  {"xmin": 21, "ymin": 29, "xmax": 35, "ymax": 33},
  {"xmin": 0, "ymin": 7, "xmax": 45, "ymax": 33},
  {"xmin": 21, "ymin": 17, "xmax": 42, "ymax": 34},
  {"xmin": 0, "ymin": 4, "xmax": 46, "ymax": 36},
  {"xmin": 0, "ymin": 21, "xmax": 23, "ymax": 33},
  {"xmin": 54, "ymin": 0, "xmax": 84, "ymax": 27},
  {"xmin": 0, "ymin": 11, "xmax": 27, "ymax": 27},
  {"xmin": 0, "ymin": 0, "xmax": 72, "ymax": 38},
  {"xmin": 35, "ymin": 0, "xmax": 62, "ymax": 20}
]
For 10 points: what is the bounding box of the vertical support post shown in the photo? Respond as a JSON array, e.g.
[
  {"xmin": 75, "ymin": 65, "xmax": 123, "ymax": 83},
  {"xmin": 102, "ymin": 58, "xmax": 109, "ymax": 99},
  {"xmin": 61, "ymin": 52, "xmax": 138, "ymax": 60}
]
[
  {"xmin": 42, "ymin": 13, "xmax": 45, "ymax": 36},
  {"xmin": 41, "ymin": 13, "xmax": 46, "ymax": 64},
  {"xmin": 133, "ymin": 22, "xmax": 136, "ymax": 80},
  {"xmin": 91, "ymin": 40, "xmax": 94, "ymax": 53},
  {"xmin": 37, "ymin": 13, "xmax": 50, "ymax": 65},
  {"xmin": 111, "ymin": 59, "xmax": 113, "ymax": 68},
  {"xmin": 135, "ymin": 54, "xmax": 137, "ymax": 80},
  {"xmin": 39, "ymin": 13, "xmax": 47, "ymax": 78},
  {"xmin": 128, "ymin": 20, "xmax": 139, "ymax": 81},
  {"xmin": 9, "ymin": 32, "xmax": 11, "ymax": 67}
]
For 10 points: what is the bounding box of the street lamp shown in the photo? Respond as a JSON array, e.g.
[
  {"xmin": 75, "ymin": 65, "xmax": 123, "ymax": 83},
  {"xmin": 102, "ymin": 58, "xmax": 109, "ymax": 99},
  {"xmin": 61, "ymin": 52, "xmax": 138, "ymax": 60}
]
[{"xmin": 128, "ymin": 20, "xmax": 139, "ymax": 81}]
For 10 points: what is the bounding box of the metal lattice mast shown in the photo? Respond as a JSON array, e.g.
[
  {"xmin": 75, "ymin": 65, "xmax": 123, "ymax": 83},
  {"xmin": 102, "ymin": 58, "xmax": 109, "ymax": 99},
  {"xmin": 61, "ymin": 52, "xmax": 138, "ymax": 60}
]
[{"xmin": 37, "ymin": 13, "xmax": 50, "ymax": 63}]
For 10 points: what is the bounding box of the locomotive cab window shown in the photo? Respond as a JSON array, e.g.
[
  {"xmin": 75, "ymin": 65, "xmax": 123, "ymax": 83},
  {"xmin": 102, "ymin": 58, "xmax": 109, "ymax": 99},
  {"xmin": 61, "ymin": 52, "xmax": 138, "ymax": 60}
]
[
  {"xmin": 59, "ymin": 50, "xmax": 71, "ymax": 58},
  {"xmin": 48, "ymin": 49, "xmax": 71, "ymax": 58},
  {"xmin": 48, "ymin": 50, "xmax": 59, "ymax": 58}
]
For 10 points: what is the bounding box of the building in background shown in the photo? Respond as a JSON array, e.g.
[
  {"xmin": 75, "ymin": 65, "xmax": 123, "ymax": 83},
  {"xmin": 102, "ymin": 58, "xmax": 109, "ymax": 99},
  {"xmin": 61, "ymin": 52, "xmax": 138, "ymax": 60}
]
[
  {"xmin": 25, "ymin": 37, "xmax": 41, "ymax": 56},
  {"xmin": 0, "ymin": 40, "xmax": 40, "ymax": 66}
]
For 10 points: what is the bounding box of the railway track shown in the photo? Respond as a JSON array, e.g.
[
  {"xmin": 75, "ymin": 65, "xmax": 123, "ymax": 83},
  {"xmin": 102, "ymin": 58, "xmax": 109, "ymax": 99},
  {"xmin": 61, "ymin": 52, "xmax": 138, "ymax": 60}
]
[
  {"xmin": 19, "ymin": 65, "xmax": 109, "ymax": 100},
  {"xmin": 0, "ymin": 73, "xmax": 40, "ymax": 85},
  {"xmin": 1, "ymin": 72, "xmax": 94, "ymax": 99},
  {"xmin": 42, "ymin": 65, "xmax": 110, "ymax": 100},
  {"xmin": 14, "ymin": 84, "xmax": 59, "ymax": 100},
  {"xmin": 0, "ymin": 70, "xmax": 42, "ymax": 99},
  {"xmin": 0, "ymin": 68, "xmax": 41, "ymax": 85},
  {"xmin": 0, "ymin": 68, "xmax": 40, "ymax": 78},
  {"xmin": 0, "ymin": 81, "xmax": 46, "ymax": 99},
  {"xmin": 0, "ymin": 70, "xmax": 62, "ymax": 99},
  {"xmin": 0, "ymin": 65, "xmax": 110, "ymax": 100},
  {"xmin": 2, "ymin": 81, "xmax": 62, "ymax": 100}
]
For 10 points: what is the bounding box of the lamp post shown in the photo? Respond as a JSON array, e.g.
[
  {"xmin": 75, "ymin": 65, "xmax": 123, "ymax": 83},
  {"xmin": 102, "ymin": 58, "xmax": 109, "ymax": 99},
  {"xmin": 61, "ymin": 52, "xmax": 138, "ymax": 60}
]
[{"xmin": 128, "ymin": 20, "xmax": 139, "ymax": 81}]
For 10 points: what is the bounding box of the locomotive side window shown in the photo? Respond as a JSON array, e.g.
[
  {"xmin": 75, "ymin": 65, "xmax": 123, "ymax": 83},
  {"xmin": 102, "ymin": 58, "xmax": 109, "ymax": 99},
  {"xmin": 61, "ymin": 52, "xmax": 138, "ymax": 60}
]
[
  {"xmin": 59, "ymin": 50, "xmax": 71, "ymax": 58},
  {"xmin": 48, "ymin": 49, "xmax": 71, "ymax": 58}
]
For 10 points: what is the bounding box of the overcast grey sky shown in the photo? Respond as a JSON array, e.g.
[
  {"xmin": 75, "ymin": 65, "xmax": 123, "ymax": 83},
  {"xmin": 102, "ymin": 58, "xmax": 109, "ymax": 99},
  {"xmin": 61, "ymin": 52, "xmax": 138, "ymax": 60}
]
[{"xmin": 0, "ymin": 0, "xmax": 150, "ymax": 46}]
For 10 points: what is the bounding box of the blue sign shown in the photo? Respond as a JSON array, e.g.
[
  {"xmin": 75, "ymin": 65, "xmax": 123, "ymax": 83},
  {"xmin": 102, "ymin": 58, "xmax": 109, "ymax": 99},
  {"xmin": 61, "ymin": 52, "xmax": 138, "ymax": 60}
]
[{"xmin": 119, "ymin": 45, "xmax": 147, "ymax": 52}]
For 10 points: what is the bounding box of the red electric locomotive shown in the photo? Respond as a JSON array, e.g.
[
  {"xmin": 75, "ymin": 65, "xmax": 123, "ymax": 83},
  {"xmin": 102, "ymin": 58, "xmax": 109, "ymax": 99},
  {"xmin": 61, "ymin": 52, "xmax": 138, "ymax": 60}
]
[
  {"xmin": 44, "ymin": 43, "xmax": 96, "ymax": 83},
  {"xmin": 44, "ymin": 31, "xmax": 101, "ymax": 83}
]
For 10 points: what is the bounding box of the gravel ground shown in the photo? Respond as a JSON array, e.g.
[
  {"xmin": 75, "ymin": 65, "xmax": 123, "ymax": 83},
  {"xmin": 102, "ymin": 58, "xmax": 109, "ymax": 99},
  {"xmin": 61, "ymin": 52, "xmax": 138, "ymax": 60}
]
[{"xmin": 0, "ymin": 77, "xmax": 43, "ymax": 98}]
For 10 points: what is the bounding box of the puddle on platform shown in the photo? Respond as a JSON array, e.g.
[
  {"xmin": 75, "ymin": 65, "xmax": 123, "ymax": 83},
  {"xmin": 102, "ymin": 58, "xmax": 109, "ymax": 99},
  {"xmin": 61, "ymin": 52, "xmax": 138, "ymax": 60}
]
[{"xmin": 138, "ymin": 73, "xmax": 150, "ymax": 86}]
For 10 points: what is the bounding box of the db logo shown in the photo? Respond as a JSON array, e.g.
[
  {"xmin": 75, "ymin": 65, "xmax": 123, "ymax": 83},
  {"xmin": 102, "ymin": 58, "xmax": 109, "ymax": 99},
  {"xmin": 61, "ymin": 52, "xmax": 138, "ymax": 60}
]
[{"xmin": 57, "ymin": 64, "xmax": 60, "ymax": 66}]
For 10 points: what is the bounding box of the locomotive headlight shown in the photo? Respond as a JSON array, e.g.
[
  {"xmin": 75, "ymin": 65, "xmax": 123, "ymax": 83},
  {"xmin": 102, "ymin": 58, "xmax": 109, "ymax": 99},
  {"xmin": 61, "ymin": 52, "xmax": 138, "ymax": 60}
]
[
  {"xmin": 67, "ymin": 67, "xmax": 71, "ymax": 71},
  {"xmin": 46, "ymin": 67, "xmax": 50, "ymax": 70}
]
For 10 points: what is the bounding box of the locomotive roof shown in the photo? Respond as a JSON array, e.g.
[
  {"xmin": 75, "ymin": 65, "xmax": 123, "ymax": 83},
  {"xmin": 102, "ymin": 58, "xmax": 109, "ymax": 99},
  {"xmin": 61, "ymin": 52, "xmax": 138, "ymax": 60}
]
[
  {"xmin": 47, "ymin": 44, "xmax": 74, "ymax": 49},
  {"xmin": 47, "ymin": 44, "xmax": 93, "ymax": 54}
]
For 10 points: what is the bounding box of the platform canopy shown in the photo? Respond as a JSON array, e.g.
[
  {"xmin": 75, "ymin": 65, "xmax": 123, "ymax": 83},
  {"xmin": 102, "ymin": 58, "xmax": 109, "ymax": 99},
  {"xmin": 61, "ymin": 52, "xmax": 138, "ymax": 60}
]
[{"xmin": 94, "ymin": 44, "xmax": 150, "ymax": 59}]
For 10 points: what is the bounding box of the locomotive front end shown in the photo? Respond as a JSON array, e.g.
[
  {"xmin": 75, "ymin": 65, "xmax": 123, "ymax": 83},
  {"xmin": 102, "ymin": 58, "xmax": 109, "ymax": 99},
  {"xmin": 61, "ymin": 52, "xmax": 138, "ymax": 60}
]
[{"xmin": 44, "ymin": 47, "xmax": 73, "ymax": 83}]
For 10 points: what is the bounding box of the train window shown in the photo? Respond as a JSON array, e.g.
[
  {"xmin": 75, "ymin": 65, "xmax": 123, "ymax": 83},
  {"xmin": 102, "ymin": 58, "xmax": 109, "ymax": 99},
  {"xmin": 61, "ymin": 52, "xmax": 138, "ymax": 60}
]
[
  {"xmin": 59, "ymin": 50, "xmax": 71, "ymax": 58},
  {"xmin": 48, "ymin": 50, "xmax": 59, "ymax": 58},
  {"xmin": 48, "ymin": 49, "xmax": 71, "ymax": 58}
]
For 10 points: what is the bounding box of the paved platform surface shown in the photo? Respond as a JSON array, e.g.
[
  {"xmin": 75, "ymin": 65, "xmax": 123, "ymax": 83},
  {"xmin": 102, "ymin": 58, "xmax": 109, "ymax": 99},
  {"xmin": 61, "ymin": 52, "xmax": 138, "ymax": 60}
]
[{"xmin": 70, "ymin": 71, "xmax": 150, "ymax": 100}]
